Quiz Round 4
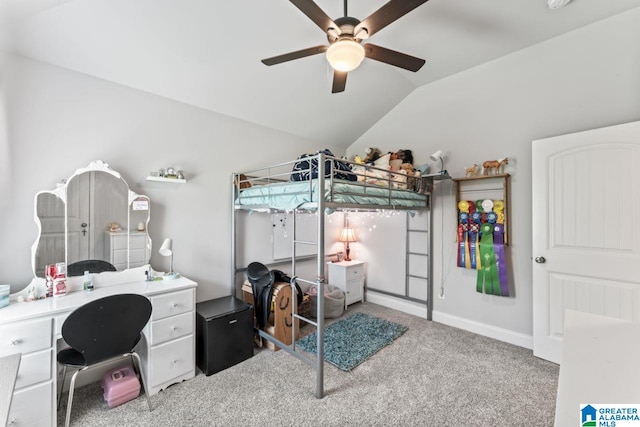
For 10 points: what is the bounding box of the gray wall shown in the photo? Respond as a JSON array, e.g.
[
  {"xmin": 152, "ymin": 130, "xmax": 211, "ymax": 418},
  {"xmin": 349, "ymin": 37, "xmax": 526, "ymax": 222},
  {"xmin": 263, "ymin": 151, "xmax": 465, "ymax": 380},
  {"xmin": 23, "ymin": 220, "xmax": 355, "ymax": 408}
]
[
  {"xmin": 348, "ymin": 8, "xmax": 640, "ymax": 339},
  {"xmin": 2, "ymin": 7, "xmax": 640, "ymax": 343},
  {"xmin": 0, "ymin": 54, "xmax": 342, "ymax": 302}
]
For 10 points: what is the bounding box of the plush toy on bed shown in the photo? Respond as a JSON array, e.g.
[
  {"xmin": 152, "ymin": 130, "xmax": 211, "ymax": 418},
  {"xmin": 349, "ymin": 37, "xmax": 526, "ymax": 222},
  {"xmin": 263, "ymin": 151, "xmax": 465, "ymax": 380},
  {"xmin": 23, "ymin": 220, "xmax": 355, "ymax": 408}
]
[{"xmin": 363, "ymin": 147, "xmax": 382, "ymax": 164}]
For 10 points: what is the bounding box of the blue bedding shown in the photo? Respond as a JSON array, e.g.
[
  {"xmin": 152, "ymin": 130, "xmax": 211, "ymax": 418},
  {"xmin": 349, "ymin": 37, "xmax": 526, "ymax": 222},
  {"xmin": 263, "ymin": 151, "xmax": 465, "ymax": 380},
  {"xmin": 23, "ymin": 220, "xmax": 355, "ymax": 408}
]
[{"xmin": 236, "ymin": 179, "xmax": 428, "ymax": 211}]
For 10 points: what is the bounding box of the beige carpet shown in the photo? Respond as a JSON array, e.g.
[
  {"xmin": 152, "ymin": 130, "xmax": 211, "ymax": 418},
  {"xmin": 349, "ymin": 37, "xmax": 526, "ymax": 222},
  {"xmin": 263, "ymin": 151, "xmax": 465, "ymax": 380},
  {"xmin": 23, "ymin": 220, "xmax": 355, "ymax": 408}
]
[{"xmin": 58, "ymin": 302, "xmax": 558, "ymax": 426}]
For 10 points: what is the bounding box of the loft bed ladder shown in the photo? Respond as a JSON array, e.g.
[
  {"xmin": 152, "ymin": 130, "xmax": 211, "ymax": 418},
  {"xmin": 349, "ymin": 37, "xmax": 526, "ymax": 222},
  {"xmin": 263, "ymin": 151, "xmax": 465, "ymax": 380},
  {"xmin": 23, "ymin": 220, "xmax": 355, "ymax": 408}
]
[{"xmin": 230, "ymin": 158, "xmax": 328, "ymax": 399}]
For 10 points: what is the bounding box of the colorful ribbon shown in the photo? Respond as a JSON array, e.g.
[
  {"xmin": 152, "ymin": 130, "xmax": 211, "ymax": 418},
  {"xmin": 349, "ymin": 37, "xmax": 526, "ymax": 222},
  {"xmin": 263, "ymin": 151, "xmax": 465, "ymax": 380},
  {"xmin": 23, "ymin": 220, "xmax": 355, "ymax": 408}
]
[
  {"xmin": 493, "ymin": 224, "xmax": 509, "ymax": 296},
  {"xmin": 477, "ymin": 223, "xmax": 500, "ymax": 295}
]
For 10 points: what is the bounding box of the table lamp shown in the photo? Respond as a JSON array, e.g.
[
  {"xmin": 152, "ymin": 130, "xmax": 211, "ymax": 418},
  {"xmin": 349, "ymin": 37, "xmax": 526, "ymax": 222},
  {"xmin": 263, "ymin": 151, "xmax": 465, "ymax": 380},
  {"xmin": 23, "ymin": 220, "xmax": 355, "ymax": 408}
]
[
  {"xmin": 159, "ymin": 238, "xmax": 180, "ymax": 280},
  {"xmin": 339, "ymin": 227, "xmax": 357, "ymax": 261}
]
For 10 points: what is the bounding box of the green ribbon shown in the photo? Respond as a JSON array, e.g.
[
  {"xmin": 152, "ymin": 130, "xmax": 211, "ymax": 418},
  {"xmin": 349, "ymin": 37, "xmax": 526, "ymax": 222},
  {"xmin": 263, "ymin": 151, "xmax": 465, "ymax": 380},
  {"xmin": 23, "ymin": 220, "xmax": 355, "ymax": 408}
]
[{"xmin": 476, "ymin": 223, "xmax": 501, "ymax": 295}]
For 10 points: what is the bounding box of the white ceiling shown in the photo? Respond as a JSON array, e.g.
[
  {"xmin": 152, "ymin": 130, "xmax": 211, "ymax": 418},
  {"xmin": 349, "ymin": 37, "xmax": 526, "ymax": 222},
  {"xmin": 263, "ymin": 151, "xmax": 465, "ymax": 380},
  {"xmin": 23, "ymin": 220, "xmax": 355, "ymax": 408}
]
[{"xmin": 3, "ymin": 0, "xmax": 640, "ymax": 147}]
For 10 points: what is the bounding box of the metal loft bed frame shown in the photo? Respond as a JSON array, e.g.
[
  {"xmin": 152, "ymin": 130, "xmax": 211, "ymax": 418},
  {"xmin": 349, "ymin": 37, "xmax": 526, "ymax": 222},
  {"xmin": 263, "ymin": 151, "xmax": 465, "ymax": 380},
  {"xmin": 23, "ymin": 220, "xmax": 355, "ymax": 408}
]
[{"xmin": 230, "ymin": 152, "xmax": 441, "ymax": 398}]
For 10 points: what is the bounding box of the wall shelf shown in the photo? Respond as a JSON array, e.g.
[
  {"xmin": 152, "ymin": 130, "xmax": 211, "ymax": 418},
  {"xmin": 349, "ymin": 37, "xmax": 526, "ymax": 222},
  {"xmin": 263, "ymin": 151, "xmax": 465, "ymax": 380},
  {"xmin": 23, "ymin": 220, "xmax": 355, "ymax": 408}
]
[{"xmin": 146, "ymin": 176, "xmax": 187, "ymax": 184}]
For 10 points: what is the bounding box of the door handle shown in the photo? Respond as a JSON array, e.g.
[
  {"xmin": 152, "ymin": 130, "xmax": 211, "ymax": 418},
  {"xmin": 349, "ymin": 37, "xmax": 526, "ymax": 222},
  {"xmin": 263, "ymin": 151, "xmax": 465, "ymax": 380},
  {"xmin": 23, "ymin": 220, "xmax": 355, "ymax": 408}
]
[{"xmin": 535, "ymin": 256, "xmax": 546, "ymax": 264}]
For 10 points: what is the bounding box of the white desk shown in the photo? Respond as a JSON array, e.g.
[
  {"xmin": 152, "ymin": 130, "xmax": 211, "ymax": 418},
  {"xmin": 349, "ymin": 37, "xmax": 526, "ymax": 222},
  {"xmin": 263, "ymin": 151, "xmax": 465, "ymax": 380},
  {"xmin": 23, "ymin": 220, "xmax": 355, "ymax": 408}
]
[
  {"xmin": 555, "ymin": 310, "xmax": 640, "ymax": 426},
  {"xmin": 0, "ymin": 272, "xmax": 197, "ymax": 426}
]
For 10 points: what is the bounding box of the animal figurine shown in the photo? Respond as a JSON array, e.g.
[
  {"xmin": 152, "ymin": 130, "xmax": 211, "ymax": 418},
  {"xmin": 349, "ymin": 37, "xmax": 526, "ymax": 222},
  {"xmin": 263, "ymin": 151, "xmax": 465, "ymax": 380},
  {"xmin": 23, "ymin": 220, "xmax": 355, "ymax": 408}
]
[
  {"xmin": 482, "ymin": 158, "xmax": 509, "ymax": 176},
  {"xmin": 465, "ymin": 164, "xmax": 478, "ymax": 177}
]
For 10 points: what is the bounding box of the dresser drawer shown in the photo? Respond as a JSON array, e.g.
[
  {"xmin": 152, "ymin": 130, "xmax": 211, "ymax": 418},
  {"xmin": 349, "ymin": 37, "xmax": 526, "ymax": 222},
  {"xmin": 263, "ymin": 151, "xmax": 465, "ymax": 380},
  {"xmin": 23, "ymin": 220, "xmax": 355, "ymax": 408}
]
[
  {"xmin": 129, "ymin": 248, "xmax": 147, "ymax": 263},
  {"xmin": 110, "ymin": 233, "xmax": 128, "ymax": 250},
  {"xmin": 149, "ymin": 335, "xmax": 194, "ymax": 386},
  {"xmin": 148, "ymin": 312, "xmax": 193, "ymax": 346},
  {"xmin": 0, "ymin": 318, "xmax": 52, "ymax": 356},
  {"xmin": 8, "ymin": 381, "xmax": 53, "ymax": 427},
  {"xmin": 130, "ymin": 234, "xmax": 147, "ymax": 248},
  {"xmin": 112, "ymin": 249, "xmax": 128, "ymax": 265},
  {"xmin": 345, "ymin": 264, "xmax": 364, "ymax": 279},
  {"xmin": 15, "ymin": 349, "xmax": 52, "ymax": 390},
  {"xmin": 151, "ymin": 290, "xmax": 194, "ymax": 321}
]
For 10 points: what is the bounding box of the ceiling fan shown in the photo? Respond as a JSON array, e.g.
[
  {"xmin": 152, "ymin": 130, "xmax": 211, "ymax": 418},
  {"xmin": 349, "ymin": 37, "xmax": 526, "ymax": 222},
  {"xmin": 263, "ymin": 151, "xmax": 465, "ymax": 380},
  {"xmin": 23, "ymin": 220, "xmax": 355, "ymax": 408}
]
[{"xmin": 262, "ymin": 0, "xmax": 429, "ymax": 93}]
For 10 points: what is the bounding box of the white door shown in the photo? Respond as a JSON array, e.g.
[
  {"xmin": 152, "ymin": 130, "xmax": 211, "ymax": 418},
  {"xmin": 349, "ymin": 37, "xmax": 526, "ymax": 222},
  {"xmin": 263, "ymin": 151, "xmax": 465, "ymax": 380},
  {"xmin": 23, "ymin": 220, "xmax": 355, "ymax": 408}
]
[
  {"xmin": 532, "ymin": 121, "xmax": 640, "ymax": 364},
  {"xmin": 66, "ymin": 172, "xmax": 91, "ymax": 264}
]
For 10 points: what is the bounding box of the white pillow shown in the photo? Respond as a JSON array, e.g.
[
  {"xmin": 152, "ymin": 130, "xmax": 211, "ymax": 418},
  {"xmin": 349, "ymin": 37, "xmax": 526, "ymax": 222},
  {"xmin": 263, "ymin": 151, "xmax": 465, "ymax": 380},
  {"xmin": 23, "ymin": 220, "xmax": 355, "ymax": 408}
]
[{"xmin": 374, "ymin": 153, "xmax": 390, "ymax": 168}]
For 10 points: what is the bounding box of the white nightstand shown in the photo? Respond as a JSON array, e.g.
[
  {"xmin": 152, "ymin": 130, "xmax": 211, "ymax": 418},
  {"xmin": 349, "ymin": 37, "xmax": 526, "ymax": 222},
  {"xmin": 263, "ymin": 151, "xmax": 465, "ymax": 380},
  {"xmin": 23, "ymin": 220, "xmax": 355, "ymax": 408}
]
[{"xmin": 327, "ymin": 260, "xmax": 365, "ymax": 308}]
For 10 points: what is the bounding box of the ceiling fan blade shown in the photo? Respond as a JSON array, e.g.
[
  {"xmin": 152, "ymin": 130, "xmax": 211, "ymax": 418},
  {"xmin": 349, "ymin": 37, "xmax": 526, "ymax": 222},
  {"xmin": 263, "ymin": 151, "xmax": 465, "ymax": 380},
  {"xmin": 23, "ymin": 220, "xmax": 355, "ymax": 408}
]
[
  {"xmin": 290, "ymin": 0, "xmax": 339, "ymax": 33},
  {"xmin": 332, "ymin": 71, "xmax": 347, "ymax": 93},
  {"xmin": 262, "ymin": 45, "xmax": 328, "ymax": 66},
  {"xmin": 364, "ymin": 43, "xmax": 425, "ymax": 72},
  {"xmin": 355, "ymin": 0, "xmax": 429, "ymax": 38}
]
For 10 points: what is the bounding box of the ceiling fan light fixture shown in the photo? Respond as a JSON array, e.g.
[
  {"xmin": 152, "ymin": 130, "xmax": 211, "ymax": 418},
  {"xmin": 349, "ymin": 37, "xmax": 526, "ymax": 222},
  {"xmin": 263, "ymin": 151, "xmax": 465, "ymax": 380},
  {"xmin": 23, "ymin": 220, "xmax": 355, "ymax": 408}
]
[{"xmin": 326, "ymin": 39, "xmax": 365, "ymax": 72}]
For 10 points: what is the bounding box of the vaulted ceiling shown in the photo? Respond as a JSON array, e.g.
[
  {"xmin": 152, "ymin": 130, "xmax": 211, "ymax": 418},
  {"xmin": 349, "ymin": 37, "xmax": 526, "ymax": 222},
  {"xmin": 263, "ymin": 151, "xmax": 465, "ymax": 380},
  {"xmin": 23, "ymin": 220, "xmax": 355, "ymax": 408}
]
[{"xmin": 3, "ymin": 0, "xmax": 640, "ymax": 146}]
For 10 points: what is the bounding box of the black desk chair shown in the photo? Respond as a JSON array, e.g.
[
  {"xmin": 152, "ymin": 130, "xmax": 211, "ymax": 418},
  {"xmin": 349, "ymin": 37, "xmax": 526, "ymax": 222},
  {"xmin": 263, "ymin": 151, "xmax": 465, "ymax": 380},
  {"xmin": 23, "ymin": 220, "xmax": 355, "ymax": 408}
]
[
  {"xmin": 57, "ymin": 294, "xmax": 152, "ymax": 427},
  {"xmin": 67, "ymin": 260, "xmax": 117, "ymax": 277}
]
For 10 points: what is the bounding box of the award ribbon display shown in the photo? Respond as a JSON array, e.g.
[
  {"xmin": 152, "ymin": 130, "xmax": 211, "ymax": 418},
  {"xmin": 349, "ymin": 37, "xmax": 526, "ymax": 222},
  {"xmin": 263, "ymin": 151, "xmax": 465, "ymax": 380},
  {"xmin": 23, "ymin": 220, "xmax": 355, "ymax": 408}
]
[{"xmin": 477, "ymin": 222, "xmax": 500, "ymax": 295}]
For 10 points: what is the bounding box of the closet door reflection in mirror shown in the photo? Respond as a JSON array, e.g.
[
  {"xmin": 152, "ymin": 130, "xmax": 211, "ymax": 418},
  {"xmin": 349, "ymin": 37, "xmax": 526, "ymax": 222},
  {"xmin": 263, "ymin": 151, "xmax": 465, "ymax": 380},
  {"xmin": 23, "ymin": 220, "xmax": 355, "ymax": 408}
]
[
  {"xmin": 34, "ymin": 192, "xmax": 65, "ymax": 277},
  {"xmin": 66, "ymin": 170, "xmax": 128, "ymax": 267}
]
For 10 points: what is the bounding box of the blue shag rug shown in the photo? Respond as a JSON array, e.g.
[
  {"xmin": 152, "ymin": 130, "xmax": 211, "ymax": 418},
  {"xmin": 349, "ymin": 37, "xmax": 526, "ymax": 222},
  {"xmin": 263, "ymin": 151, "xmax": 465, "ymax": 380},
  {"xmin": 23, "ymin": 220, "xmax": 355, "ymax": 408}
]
[{"xmin": 296, "ymin": 312, "xmax": 408, "ymax": 371}]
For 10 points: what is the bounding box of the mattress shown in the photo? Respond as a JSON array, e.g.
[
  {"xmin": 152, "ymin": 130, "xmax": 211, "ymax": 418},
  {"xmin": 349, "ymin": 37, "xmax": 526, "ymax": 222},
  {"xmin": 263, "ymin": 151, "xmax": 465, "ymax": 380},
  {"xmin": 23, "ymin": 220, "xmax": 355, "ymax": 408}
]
[{"xmin": 236, "ymin": 179, "xmax": 428, "ymax": 211}]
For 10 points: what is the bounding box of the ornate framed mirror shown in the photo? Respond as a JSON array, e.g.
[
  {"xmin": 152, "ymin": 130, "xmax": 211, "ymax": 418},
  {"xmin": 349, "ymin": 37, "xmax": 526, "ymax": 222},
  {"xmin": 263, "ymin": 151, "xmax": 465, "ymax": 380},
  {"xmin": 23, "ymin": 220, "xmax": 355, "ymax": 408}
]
[{"xmin": 31, "ymin": 160, "xmax": 151, "ymax": 277}]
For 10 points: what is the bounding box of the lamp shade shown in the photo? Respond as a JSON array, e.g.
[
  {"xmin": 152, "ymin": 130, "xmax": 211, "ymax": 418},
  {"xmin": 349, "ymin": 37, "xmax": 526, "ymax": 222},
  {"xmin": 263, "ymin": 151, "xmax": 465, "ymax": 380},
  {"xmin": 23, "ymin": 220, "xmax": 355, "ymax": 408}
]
[
  {"xmin": 159, "ymin": 238, "xmax": 173, "ymax": 256},
  {"xmin": 339, "ymin": 228, "xmax": 357, "ymax": 243},
  {"xmin": 429, "ymin": 150, "xmax": 443, "ymax": 162},
  {"xmin": 326, "ymin": 39, "xmax": 365, "ymax": 72}
]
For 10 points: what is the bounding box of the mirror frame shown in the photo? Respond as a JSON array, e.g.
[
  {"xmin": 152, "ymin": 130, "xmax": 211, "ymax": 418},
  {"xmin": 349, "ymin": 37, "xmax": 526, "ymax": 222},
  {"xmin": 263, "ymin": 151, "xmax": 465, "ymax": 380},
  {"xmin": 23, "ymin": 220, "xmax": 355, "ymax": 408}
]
[{"xmin": 30, "ymin": 160, "xmax": 151, "ymax": 278}]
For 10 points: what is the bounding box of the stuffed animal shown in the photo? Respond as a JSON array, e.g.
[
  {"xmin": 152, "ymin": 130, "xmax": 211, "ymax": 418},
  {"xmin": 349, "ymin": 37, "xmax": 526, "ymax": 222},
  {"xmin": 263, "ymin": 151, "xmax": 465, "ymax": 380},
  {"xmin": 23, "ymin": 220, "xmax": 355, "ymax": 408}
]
[
  {"xmin": 354, "ymin": 155, "xmax": 364, "ymax": 164},
  {"xmin": 395, "ymin": 149, "xmax": 414, "ymax": 165},
  {"xmin": 363, "ymin": 147, "xmax": 382, "ymax": 164}
]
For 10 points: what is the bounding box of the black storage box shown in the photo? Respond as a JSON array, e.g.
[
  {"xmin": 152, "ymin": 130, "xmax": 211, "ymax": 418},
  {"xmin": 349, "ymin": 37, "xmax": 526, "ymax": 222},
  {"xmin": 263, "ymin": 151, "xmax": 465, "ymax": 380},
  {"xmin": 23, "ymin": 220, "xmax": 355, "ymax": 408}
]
[{"xmin": 196, "ymin": 296, "xmax": 254, "ymax": 376}]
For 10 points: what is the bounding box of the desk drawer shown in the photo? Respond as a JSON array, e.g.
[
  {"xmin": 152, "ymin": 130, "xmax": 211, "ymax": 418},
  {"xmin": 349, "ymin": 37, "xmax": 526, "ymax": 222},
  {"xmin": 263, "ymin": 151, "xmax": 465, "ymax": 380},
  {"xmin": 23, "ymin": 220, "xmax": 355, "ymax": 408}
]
[
  {"xmin": 150, "ymin": 335, "xmax": 194, "ymax": 386},
  {"xmin": 15, "ymin": 349, "xmax": 52, "ymax": 390},
  {"xmin": 54, "ymin": 313, "xmax": 71, "ymax": 338},
  {"xmin": 148, "ymin": 312, "xmax": 193, "ymax": 346},
  {"xmin": 151, "ymin": 290, "xmax": 194, "ymax": 321},
  {"xmin": 8, "ymin": 381, "xmax": 53, "ymax": 427},
  {"xmin": 0, "ymin": 318, "xmax": 51, "ymax": 356}
]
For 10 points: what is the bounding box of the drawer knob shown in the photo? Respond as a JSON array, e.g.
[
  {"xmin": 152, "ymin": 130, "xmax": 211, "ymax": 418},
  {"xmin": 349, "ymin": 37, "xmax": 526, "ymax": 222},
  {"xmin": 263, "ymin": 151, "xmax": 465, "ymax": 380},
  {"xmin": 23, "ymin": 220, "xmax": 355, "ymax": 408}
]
[
  {"xmin": 9, "ymin": 419, "xmax": 16, "ymax": 425},
  {"xmin": 171, "ymin": 326, "xmax": 177, "ymax": 332},
  {"xmin": 172, "ymin": 303, "xmax": 179, "ymax": 308},
  {"xmin": 10, "ymin": 339, "xmax": 21, "ymax": 346}
]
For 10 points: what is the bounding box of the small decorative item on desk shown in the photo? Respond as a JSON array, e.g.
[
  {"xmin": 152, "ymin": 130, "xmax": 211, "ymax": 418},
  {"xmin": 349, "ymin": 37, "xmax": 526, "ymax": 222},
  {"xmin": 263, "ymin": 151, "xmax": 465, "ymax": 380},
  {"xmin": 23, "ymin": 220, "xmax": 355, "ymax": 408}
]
[
  {"xmin": 137, "ymin": 221, "xmax": 145, "ymax": 231},
  {"xmin": 177, "ymin": 170, "xmax": 185, "ymax": 180},
  {"xmin": 109, "ymin": 222, "xmax": 122, "ymax": 232},
  {"xmin": 45, "ymin": 263, "xmax": 56, "ymax": 297},
  {"xmin": 53, "ymin": 261, "xmax": 67, "ymax": 297},
  {"xmin": 83, "ymin": 271, "xmax": 94, "ymax": 292},
  {"xmin": 165, "ymin": 167, "xmax": 177, "ymax": 178}
]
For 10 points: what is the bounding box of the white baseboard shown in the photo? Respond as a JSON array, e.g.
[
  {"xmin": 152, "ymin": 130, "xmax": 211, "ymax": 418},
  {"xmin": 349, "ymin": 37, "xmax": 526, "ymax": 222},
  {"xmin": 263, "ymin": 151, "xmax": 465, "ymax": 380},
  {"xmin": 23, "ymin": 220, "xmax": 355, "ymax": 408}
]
[
  {"xmin": 366, "ymin": 291, "xmax": 428, "ymax": 319},
  {"xmin": 365, "ymin": 291, "xmax": 532, "ymax": 349},
  {"xmin": 432, "ymin": 310, "xmax": 533, "ymax": 349}
]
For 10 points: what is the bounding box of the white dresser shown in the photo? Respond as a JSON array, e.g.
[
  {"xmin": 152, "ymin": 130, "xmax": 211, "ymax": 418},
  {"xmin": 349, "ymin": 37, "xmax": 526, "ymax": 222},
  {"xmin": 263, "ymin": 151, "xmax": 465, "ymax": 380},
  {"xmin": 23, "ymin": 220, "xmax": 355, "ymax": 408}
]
[
  {"xmin": 327, "ymin": 260, "xmax": 365, "ymax": 308},
  {"xmin": 0, "ymin": 272, "xmax": 197, "ymax": 426},
  {"xmin": 104, "ymin": 231, "xmax": 149, "ymax": 271}
]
